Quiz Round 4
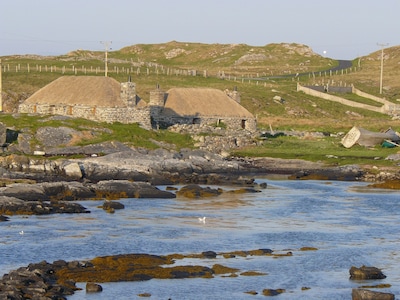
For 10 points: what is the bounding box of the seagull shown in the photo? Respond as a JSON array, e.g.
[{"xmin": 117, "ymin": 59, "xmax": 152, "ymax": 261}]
[
  {"xmin": 198, "ymin": 217, "xmax": 206, "ymax": 223},
  {"xmin": 19, "ymin": 230, "xmax": 24, "ymax": 235}
]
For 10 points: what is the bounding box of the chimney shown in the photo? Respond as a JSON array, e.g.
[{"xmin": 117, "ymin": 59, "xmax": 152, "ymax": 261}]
[
  {"xmin": 120, "ymin": 81, "xmax": 136, "ymax": 107},
  {"xmin": 149, "ymin": 83, "xmax": 166, "ymax": 107}
]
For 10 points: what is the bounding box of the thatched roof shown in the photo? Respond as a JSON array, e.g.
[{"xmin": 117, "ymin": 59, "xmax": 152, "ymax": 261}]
[
  {"xmin": 161, "ymin": 88, "xmax": 254, "ymax": 118},
  {"xmin": 24, "ymin": 76, "xmax": 127, "ymax": 107}
]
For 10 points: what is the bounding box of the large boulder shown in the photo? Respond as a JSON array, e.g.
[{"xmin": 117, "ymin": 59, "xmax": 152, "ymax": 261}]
[
  {"xmin": 349, "ymin": 266, "xmax": 386, "ymax": 280},
  {"xmin": 62, "ymin": 162, "xmax": 83, "ymax": 180},
  {"xmin": 86, "ymin": 282, "xmax": 103, "ymax": 293},
  {"xmin": 352, "ymin": 288, "xmax": 394, "ymax": 300},
  {"xmin": 35, "ymin": 126, "xmax": 78, "ymax": 148},
  {"xmin": 176, "ymin": 184, "xmax": 222, "ymax": 198},
  {"xmin": 92, "ymin": 180, "xmax": 176, "ymax": 199},
  {"xmin": 0, "ymin": 183, "xmax": 49, "ymax": 201}
]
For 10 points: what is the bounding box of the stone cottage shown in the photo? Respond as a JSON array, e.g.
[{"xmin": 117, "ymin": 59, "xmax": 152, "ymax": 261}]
[{"xmin": 18, "ymin": 76, "xmax": 257, "ymax": 131}]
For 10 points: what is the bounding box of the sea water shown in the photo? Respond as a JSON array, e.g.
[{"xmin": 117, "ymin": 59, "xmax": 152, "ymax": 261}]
[{"xmin": 1, "ymin": 179, "xmax": 399, "ymax": 299}]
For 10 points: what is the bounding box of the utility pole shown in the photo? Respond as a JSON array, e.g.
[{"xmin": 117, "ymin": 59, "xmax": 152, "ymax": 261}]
[
  {"xmin": 0, "ymin": 59, "xmax": 2, "ymax": 112},
  {"xmin": 377, "ymin": 43, "xmax": 388, "ymax": 94},
  {"xmin": 100, "ymin": 41, "xmax": 112, "ymax": 77}
]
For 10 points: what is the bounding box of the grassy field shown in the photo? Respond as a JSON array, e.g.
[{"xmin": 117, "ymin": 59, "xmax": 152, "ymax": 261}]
[
  {"xmin": 232, "ymin": 135, "xmax": 399, "ymax": 167},
  {"xmin": 1, "ymin": 42, "xmax": 399, "ymax": 167}
]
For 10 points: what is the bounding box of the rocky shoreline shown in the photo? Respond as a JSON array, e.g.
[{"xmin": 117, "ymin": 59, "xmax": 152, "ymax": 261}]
[
  {"xmin": 0, "ymin": 145, "xmax": 399, "ymax": 221},
  {"xmin": 0, "ymin": 146, "xmax": 399, "ymax": 299},
  {"xmin": 0, "ymin": 247, "xmax": 395, "ymax": 300}
]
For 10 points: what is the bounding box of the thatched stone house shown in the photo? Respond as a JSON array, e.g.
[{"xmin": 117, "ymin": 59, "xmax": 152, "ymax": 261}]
[
  {"xmin": 19, "ymin": 76, "xmax": 257, "ymax": 131},
  {"xmin": 150, "ymin": 87, "xmax": 256, "ymax": 131}
]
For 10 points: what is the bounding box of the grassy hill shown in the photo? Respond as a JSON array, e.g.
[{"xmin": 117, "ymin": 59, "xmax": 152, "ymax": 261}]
[{"xmin": 1, "ymin": 41, "xmax": 399, "ymax": 167}]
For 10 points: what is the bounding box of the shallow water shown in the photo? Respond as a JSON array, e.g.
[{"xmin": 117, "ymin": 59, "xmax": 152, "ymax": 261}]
[{"xmin": 1, "ymin": 179, "xmax": 399, "ymax": 299}]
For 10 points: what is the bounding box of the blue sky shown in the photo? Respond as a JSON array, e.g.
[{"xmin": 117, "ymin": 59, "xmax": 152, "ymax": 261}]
[{"xmin": 0, "ymin": 0, "xmax": 398, "ymax": 59}]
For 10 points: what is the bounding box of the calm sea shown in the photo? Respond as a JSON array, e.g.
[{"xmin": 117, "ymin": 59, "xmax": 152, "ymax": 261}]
[{"xmin": 1, "ymin": 179, "xmax": 399, "ymax": 299}]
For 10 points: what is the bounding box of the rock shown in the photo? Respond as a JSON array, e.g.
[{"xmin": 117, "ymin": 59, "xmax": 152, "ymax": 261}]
[
  {"xmin": 138, "ymin": 292, "xmax": 152, "ymax": 297},
  {"xmin": 102, "ymin": 200, "xmax": 125, "ymax": 210},
  {"xmin": 176, "ymin": 184, "xmax": 222, "ymax": 198},
  {"xmin": 0, "ymin": 195, "xmax": 89, "ymax": 215},
  {"xmin": 63, "ymin": 162, "xmax": 82, "ymax": 180},
  {"xmin": 86, "ymin": 282, "xmax": 103, "ymax": 293},
  {"xmin": 14, "ymin": 132, "xmax": 33, "ymax": 154},
  {"xmin": 352, "ymin": 288, "xmax": 394, "ymax": 300},
  {"xmin": 258, "ymin": 182, "xmax": 267, "ymax": 189},
  {"xmin": 262, "ymin": 288, "xmax": 285, "ymax": 296},
  {"xmin": 202, "ymin": 251, "xmax": 217, "ymax": 258},
  {"xmin": 41, "ymin": 181, "xmax": 96, "ymax": 200},
  {"xmin": 0, "ymin": 181, "xmax": 96, "ymax": 202},
  {"xmin": 386, "ymin": 153, "xmax": 400, "ymax": 161},
  {"xmin": 0, "ymin": 183, "xmax": 48, "ymax": 201},
  {"xmin": 0, "ymin": 215, "xmax": 9, "ymax": 221},
  {"xmin": 45, "ymin": 141, "xmax": 132, "ymax": 156},
  {"xmin": 35, "ymin": 126, "xmax": 78, "ymax": 148},
  {"xmin": 245, "ymin": 290, "xmax": 258, "ymax": 295},
  {"xmin": 349, "ymin": 266, "xmax": 386, "ymax": 280},
  {"xmin": 93, "ymin": 180, "xmax": 176, "ymax": 199},
  {"xmin": 0, "ymin": 260, "xmax": 78, "ymax": 299}
]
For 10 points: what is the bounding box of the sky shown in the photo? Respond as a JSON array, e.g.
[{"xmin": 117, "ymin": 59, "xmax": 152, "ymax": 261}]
[{"xmin": 0, "ymin": 0, "xmax": 399, "ymax": 60}]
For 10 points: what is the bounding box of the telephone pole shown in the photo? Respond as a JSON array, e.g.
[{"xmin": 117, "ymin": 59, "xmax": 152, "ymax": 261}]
[
  {"xmin": 377, "ymin": 43, "xmax": 388, "ymax": 94},
  {"xmin": 100, "ymin": 41, "xmax": 112, "ymax": 77}
]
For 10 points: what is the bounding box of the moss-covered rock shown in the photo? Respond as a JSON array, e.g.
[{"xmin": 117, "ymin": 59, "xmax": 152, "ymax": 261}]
[{"xmin": 176, "ymin": 184, "xmax": 222, "ymax": 198}]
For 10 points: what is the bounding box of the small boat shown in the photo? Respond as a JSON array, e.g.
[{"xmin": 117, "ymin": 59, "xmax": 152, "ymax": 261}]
[{"xmin": 341, "ymin": 126, "xmax": 400, "ymax": 148}]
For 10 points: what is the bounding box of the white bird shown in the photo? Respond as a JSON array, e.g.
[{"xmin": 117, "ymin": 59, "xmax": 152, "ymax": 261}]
[
  {"xmin": 198, "ymin": 217, "xmax": 206, "ymax": 223},
  {"xmin": 19, "ymin": 230, "xmax": 24, "ymax": 235}
]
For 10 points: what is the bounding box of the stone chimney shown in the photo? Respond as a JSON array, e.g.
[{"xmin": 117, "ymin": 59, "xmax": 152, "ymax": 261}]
[
  {"xmin": 120, "ymin": 77, "xmax": 136, "ymax": 107},
  {"xmin": 226, "ymin": 86, "xmax": 240, "ymax": 103},
  {"xmin": 149, "ymin": 84, "xmax": 166, "ymax": 107}
]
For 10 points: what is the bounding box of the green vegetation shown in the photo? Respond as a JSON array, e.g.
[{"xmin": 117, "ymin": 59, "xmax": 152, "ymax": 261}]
[
  {"xmin": 1, "ymin": 42, "xmax": 399, "ymax": 167},
  {"xmin": 233, "ymin": 135, "xmax": 399, "ymax": 166},
  {"xmin": 0, "ymin": 114, "xmax": 193, "ymax": 150}
]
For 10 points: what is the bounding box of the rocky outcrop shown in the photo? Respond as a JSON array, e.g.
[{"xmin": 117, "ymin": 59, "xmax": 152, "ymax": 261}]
[
  {"xmin": 0, "ymin": 195, "xmax": 89, "ymax": 215},
  {"xmin": 0, "ymin": 248, "xmax": 278, "ymax": 299},
  {"xmin": 0, "ymin": 180, "xmax": 176, "ymax": 218},
  {"xmin": 0, "ymin": 260, "xmax": 78, "ymax": 299},
  {"xmin": 349, "ymin": 266, "xmax": 386, "ymax": 280},
  {"xmin": 0, "ymin": 147, "xmax": 262, "ymax": 184},
  {"xmin": 176, "ymin": 184, "xmax": 223, "ymax": 198},
  {"xmin": 352, "ymin": 288, "xmax": 394, "ymax": 300},
  {"xmin": 93, "ymin": 180, "xmax": 175, "ymax": 198},
  {"xmin": 86, "ymin": 282, "xmax": 103, "ymax": 293}
]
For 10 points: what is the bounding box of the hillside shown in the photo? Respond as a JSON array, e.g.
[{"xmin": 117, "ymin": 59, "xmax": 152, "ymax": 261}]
[{"xmin": 1, "ymin": 41, "xmax": 399, "ymax": 133}]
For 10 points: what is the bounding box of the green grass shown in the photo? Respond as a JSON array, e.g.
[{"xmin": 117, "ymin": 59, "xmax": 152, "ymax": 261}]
[
  {"xmin": 232, "ymin": 135, "xmax": 399, "ymax": 166},
  {"xmin": 0, "ymin": 114, "xmax": 194, "ymax": 150},
  {"xmin": 1, "ymin": 42, "xmax": 400, "ymax": 168}
]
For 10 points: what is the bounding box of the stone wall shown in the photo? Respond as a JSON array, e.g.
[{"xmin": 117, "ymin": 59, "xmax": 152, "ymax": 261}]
[
  {"xmin": 153, "ymin": 114, "xmax": 257, "ymax": 132},
  {"xmin": 297, "ymin": 83, "xmax": 384, "ymax": 114},
  {"xmin": 305, "ymin": 85, "xmax": 352, "ymax": 94},
  {"xmin": 352, "ymin": 87, "xmax": 400, "ymax": 115},
  {"xmin": 19, "ymin": 103, "xmax": 152, "ymax": 128},
  {"xmin": 298, "ymin": 83, "xmax": 400, "ymax": 116}
]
